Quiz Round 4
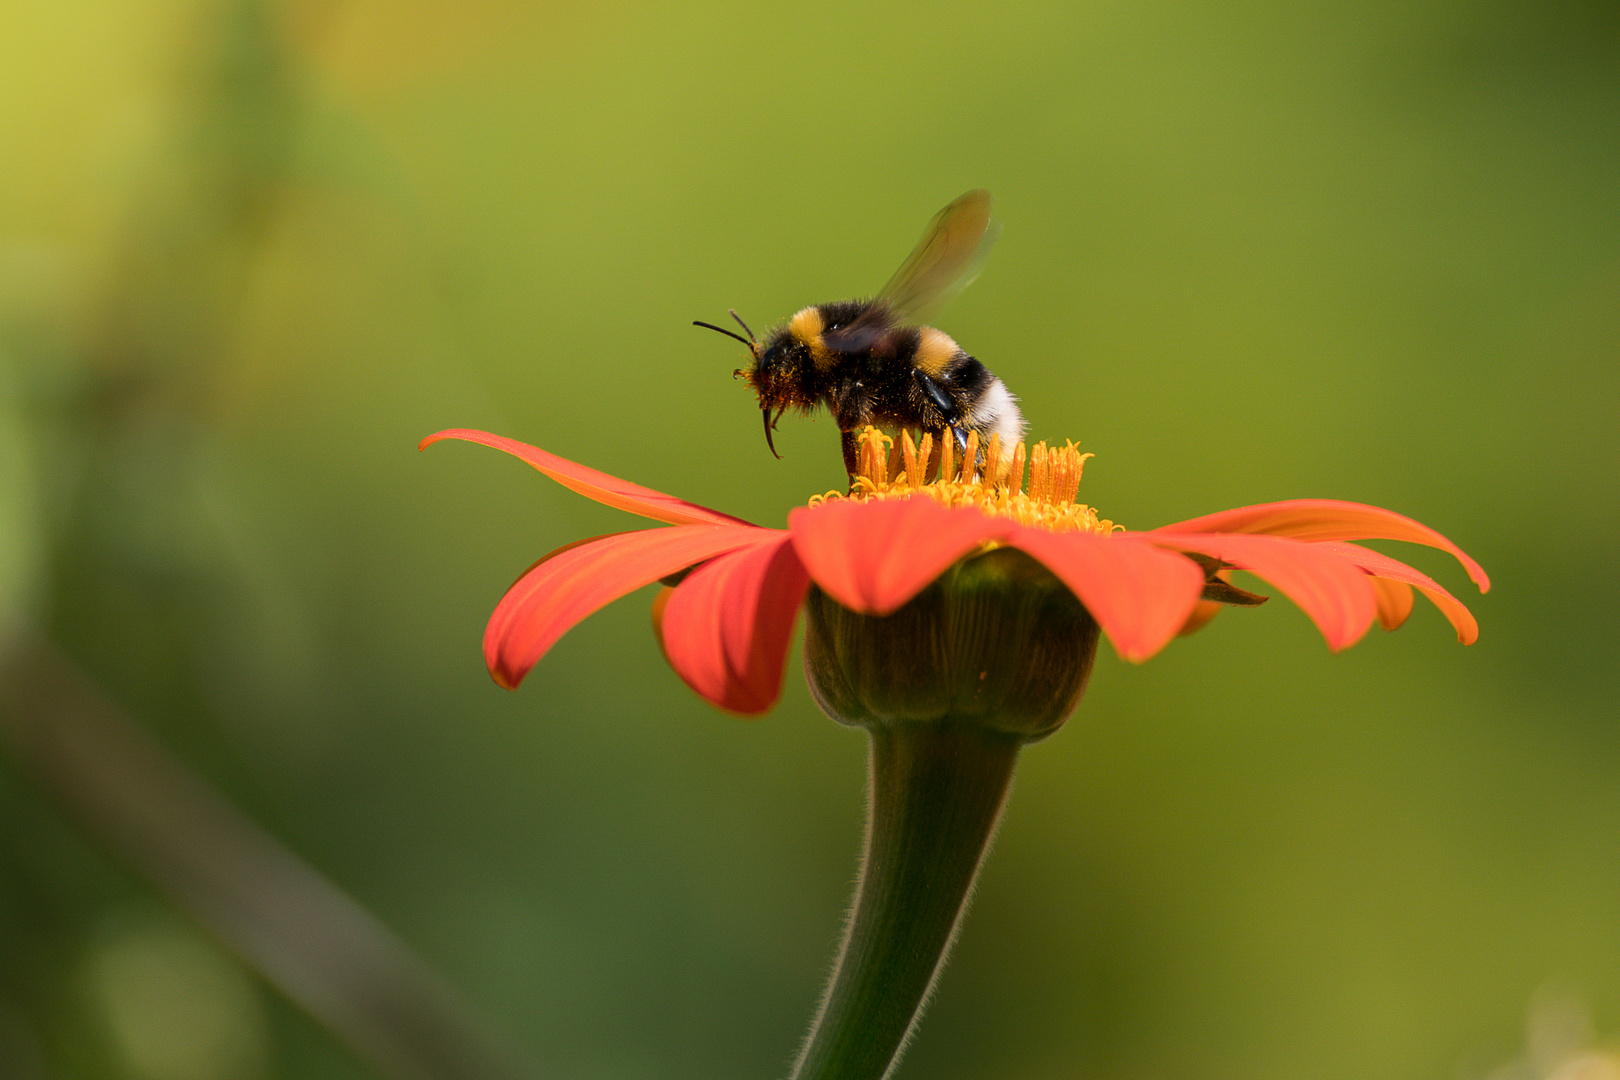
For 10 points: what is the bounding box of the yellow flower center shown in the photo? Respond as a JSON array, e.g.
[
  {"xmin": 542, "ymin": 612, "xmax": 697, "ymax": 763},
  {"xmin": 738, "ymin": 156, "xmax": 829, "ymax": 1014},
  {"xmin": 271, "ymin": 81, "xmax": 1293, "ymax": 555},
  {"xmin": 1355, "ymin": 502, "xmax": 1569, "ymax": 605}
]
[{"xmin": 810, "ymin": 427, "xmax": 1118, "ymax": 535}]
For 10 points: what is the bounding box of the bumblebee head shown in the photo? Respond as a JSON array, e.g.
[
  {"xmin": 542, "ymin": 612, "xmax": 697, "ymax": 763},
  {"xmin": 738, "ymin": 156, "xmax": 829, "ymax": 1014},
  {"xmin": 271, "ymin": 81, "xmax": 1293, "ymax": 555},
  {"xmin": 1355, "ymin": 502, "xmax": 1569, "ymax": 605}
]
[
  {"xmin": 695, "ymin": 308, "xmax": 813, "ymax": 459},
  {"xmin": 747, "ymin": 327, "xmax": 822, "ymax": 458}
]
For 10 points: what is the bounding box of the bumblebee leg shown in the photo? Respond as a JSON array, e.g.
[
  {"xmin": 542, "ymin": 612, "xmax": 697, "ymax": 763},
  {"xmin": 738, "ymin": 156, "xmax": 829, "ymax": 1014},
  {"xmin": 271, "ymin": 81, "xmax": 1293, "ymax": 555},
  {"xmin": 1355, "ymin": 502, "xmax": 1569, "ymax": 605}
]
[
  {"xmin": 913, "ymin": 370, "xmax": 969, "ymax": 450},
  {"xmin": 914, "ymin": 370, "xmax": 957, "ymax": 423},
  {"xmin": 841, "ymin": 428, "xmax": 859, "ymax": 478}
]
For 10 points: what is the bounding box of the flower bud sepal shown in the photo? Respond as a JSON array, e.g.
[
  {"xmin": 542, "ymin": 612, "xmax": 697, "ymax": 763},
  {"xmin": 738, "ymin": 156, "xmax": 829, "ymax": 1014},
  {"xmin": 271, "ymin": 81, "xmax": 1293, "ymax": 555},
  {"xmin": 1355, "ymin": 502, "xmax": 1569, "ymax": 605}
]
[{"xmin": 803, "ymin": 545, "xmax": 1102, "ymax": 741}]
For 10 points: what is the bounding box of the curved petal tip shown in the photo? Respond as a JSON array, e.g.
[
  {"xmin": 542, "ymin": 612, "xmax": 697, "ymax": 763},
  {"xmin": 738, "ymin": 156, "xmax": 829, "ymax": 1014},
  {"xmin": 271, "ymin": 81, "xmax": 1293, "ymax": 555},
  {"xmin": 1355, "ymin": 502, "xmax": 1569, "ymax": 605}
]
[{"xmin": 421, "ymin": 428, "xmax": 756, "ymax": 528}]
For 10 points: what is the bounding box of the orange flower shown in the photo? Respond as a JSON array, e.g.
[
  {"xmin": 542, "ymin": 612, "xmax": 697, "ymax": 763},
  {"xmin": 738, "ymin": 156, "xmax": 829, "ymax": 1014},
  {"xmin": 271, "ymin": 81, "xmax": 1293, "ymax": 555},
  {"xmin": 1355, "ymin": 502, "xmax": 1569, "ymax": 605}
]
[{"xmin": 420, "ymin": 428, "xmax": 1487, "ymax": 717}]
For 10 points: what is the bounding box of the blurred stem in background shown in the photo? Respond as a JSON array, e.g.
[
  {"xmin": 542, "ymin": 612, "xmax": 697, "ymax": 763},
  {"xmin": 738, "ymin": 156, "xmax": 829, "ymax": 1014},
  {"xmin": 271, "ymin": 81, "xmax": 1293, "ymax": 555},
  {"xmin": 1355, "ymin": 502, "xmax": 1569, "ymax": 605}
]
[
  {"xmin": 0, "ymin": 637, "xmax": 536, "ymax": 1080},
  {"xmin": 0, "ymin": 2, "xmax": 537, "ymax": 1076}
]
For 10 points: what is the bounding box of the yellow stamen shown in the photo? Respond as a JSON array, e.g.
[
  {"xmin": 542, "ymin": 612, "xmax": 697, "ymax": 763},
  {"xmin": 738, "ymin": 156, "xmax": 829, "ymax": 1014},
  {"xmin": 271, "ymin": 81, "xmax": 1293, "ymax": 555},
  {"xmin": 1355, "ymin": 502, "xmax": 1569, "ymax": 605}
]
[
  {"xmin": 899, "ymin": 430, "xmax": 932, "ymax": 488},
  {"xmin": 1027, "ymin": 441, "xmax": 1048, "ymax": 502},
  {"xmin": 860, "ymin": 428, "xmax": 893, "ymax": 483},
  {"xmin": 812, "ymin": 427, "xmax": 1117, "ymax": 535}
]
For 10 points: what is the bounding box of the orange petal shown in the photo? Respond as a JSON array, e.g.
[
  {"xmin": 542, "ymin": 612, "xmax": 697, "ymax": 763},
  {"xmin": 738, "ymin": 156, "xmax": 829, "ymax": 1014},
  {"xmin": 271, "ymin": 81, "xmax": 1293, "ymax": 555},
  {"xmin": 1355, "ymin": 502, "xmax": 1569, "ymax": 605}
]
[
  {"xmin": 1012, "ymin": 530, "xmax": 1205, "ymax": 662},
  {"xmin": 1178, "ymin": 599, "xmax": 1224, "ymax": 637},
  {"xmin": 649, "ymin": 585, "xmax": 676, "ymax": 657},
  {"xmin": 659, "ymin": 535, "xmax": 810, "ymax": 716},
  {"xmin": 1370, "ymin": 577, "xmax": 1416, "ymax": 632},
  {"xmin": 1314, "ymin": 541, "xmax": 1479, "ymax": 645},
  {"xmin": 422, "ymin": 429, "xmax": 756, "ymax": 528},
  {"xmin": 484, "ymin": 525, "xmax": 779, "ymax": 689},
  {"xmin": 1152, "ymin": 499, "xmax": 1489, "ymax": 594},
  {"xmin": 787, "ymin": 497, "xmax": 1011, "ymax": 615},
  {"xmin": 1149, "ymin": 532, "xmax": 1378, "ymax": 652}
]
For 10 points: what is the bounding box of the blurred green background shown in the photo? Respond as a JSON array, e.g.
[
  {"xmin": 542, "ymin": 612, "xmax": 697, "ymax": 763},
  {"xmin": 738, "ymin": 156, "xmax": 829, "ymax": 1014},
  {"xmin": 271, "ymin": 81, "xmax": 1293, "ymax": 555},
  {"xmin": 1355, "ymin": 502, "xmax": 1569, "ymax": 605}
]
[{"xmin": 1, "ymin": 0, "xmax": 1616, "ymax": 1077}]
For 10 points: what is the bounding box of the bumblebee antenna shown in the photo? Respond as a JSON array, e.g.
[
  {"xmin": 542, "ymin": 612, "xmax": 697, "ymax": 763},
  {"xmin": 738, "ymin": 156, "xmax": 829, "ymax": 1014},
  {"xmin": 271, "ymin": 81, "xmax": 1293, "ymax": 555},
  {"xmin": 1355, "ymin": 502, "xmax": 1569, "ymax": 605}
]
[
  {"xmin": 693, "ymin": 320, "xmax": 754, "ymax": 350},
  {"xmin": 727, "ymin": 309, "xmax": 758, "ymax": 344},
  {"xmin": 696, "ymin": 309, "xmax": 777, "ymax": 457}
]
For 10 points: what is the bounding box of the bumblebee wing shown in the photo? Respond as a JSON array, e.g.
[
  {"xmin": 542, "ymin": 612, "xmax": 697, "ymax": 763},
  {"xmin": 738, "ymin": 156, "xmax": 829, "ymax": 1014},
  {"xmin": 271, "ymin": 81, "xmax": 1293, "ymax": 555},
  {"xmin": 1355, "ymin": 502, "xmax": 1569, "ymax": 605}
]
[
  {"xmin": 820, "ymin": 190, "xmax": 1000, "ymax": 355},
  {"xmin": 875, "ymin": 189, "xmax": 1000, "ymax": 327}
]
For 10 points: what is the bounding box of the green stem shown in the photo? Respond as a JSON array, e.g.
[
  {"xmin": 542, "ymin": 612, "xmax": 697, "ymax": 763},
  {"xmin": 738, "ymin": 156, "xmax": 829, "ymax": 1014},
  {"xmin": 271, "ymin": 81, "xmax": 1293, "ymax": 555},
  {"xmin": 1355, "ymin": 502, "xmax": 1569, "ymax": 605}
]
[{"xmin": 789, "ymin": 721, "xmax": 1022, "ymax": 1080}]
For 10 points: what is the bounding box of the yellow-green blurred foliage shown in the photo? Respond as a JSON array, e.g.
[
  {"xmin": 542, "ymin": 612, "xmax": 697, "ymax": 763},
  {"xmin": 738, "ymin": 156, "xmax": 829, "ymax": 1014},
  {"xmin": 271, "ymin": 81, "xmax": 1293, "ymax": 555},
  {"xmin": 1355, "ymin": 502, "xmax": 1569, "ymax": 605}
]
[{"xmin": 1, "ymin": 0, "xmax": 1616, "ymax": 1077}]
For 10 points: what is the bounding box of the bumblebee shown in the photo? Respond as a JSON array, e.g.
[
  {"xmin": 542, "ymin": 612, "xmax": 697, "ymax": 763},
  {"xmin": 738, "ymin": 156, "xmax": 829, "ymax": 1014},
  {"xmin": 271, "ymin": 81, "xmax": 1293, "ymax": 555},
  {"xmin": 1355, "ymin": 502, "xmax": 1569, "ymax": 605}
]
[{"xmin": 696, "ymin": 190, "xmax": 1024, "ymax": 476}]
